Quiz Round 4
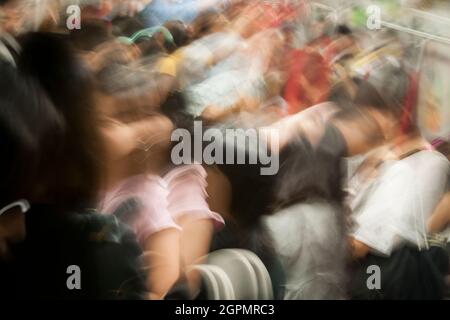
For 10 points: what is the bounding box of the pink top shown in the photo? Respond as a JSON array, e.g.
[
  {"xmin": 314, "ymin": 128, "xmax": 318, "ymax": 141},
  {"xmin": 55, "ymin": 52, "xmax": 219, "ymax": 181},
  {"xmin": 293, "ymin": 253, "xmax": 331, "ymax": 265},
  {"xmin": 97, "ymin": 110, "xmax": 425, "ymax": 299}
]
[{"xmin": 98, "ymin": 164, "xmax": 224, "ymax": 246}]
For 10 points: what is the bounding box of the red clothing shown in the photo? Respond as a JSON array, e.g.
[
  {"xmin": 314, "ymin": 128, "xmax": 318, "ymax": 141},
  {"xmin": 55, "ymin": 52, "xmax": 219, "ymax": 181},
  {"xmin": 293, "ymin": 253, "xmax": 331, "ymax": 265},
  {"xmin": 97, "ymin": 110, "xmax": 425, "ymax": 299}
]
[
  {"xmin": 246, "ymin": 2, "xmax": 302, "ymax": 31},
  {"xmin": 283, "ymin": 48, "xmax": 331, "ymax": 114}
]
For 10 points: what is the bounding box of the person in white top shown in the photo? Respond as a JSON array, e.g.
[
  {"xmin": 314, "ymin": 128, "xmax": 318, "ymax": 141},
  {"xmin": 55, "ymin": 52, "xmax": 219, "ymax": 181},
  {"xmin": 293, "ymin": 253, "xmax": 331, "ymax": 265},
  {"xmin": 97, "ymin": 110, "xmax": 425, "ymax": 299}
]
[
  {"xmin": 345, "ymin": 60, "xmax": 450, "ymax": 260},
  {"xmin": 348, "ymin": 146, "xmax": 449, "ymax": 257}
]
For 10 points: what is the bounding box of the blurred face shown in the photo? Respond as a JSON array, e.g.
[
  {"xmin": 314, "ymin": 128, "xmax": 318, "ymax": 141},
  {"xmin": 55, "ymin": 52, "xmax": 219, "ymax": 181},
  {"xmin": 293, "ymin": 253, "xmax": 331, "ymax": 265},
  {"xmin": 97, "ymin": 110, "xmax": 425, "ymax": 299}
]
[{"xmin": 0, "ymin": 1, "xmax": 21, "ymax": 34}]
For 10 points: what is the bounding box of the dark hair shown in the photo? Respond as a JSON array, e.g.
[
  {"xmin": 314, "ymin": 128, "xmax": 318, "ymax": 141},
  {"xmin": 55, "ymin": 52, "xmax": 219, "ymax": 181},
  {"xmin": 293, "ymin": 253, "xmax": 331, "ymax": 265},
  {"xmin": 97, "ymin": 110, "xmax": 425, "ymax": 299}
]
[
  {"xmin": 353, "ymin": 59, "xmax": 410, "ymax": 119},
  {"xmin": 332, "ymin": 75, "xmax": 410, "ymax": 137},
  {"xmin": 337, "ymin": 24, "xmax": 352, "ymax": 35},
  {"xmin": 163, "ymin": 20, "xmax": 191, "ymax": 49},
  {"xmin": 17, "ymin": 32, "xmax": 104, "ymax": 210},
  {"xmin": 211, "ymin": 128, "xmax": 277, "ymax": 227},
  {"xmin": 327, "ymin": 82, "xmax": 355, "ymax": 111},
  {"xmin": 69, "ymin": 19, "xmax": 112, "ymax": 51},
  {"xmin": 111, "ymin": 16, "xmax": 145, "ymax": 38},
  {"xmin": 0, "ymin": 60, "xmax": 65, "ymax": 207},
  {"xmin": 330, "ymin": 79, "xmax": 387, "ymax": 146},
  {"xmin": 160, "ymin": 90, "xmax": 194, "ymax": 129},
  {"xmin": 210, "ymin": 128, "xmax": 278, "ymax": 273},
  {"xmin": 135, "ymin": 32, "xmax": 169, "ymax": 56},
  {"xmin": 211, "ymin": 126, "xmax": 344, "ymax": 223},
  {"xmin": 353, "ymin": 78, "xmax": 393, "ymax": 113},
  {"xmin": 272, "ymin": 135, "xmax": 343, "ymax": 210}
]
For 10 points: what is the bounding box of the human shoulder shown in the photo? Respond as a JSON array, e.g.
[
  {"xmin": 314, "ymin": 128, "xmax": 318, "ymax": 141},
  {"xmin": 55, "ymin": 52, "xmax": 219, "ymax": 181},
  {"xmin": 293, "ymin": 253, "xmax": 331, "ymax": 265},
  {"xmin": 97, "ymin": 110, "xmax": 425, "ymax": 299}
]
[{"xmin": 400, "ymin": 150, "xmax": 449, "ymax": 180}]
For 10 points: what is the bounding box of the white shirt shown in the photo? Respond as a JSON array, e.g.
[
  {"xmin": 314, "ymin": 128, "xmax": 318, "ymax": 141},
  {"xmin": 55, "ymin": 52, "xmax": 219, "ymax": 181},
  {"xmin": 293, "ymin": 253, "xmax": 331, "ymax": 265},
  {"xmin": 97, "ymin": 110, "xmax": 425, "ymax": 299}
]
[
  {"xmin": 349, "ymin": 150, "xmax": 449, "ymax": 256},
  {"xmin": 264, "ymin": 202, "xmax": 347, "ymax": 299}
]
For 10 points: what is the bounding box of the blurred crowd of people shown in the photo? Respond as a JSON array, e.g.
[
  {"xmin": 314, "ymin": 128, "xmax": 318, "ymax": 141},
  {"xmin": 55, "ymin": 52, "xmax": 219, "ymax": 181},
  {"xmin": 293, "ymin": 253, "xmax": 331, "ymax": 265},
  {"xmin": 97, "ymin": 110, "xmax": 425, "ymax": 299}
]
[{"xmin": 0, "ymin": 0, "xmax": 449, "ymax": 300}]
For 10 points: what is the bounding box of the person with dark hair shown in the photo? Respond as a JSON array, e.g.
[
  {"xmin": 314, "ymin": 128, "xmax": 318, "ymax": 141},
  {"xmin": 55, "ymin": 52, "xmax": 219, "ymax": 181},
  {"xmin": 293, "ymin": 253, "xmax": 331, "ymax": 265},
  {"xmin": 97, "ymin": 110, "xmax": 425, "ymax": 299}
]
[
  {"xmin": 0, "ymin": 59, "xmax": 64, "ymax": 213},
  {"xmin": 114, "ymin": 20, "xmax": 193, "ymax": 109},
  {"xmin": 94, "ymin": 95, "xmax": 223, "ymax": 299},
  {"xmin": 344, "ymin": 61, "xmax": 450, "ymax": 299},
  {"xmin": 263, "ymin": 134, "xmax": 348, "ymax": 299},
  {"xmin": 256, "ymin": 62, "xmax": 446, "ymax": 299},
  {"xmin": 207, "ymin": 130, "xmax": 285, "ymax": 299},
  {"xmin": 92, "ymin": 42, "xmax": 224, "ymax": 299},
  {"xmin": 0, "ymin": 33, "xmax": 147, "ymax": 299},
  {"xmin": 206, "ymin": 106, "xmax": 350, "ymax": 300},
  {"xmin": 18, "ymin": 32, "xmax": 104, "ymax": 209}
]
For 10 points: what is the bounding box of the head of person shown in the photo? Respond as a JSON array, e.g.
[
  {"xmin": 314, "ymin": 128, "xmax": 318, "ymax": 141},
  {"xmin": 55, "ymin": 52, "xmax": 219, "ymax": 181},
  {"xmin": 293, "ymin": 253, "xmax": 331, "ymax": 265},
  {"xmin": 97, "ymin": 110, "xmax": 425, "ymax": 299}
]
[
  {"xmin": 360, "ymin": 58, "xmax": 411, "ymax": 134},
  {"xmin": 0, "ymin": 59, "xmax": 64, "ymax": 208},
  {"xmin": 330, "ymin": 59, "xmax": 411, "ymax": 156},
  {"xmin": 0, "ymin": 0, "xmax": 22, "ymax": 34},
  {"xmin": 133, "ymin": 20, "xmax": 191, "ymax": 57},
  {"xmin": 92, "ymin": 56, "xmax": 176, "ymax": 177},
  {"xmin": 209, "ymin": 123, "xmax": 277, "ymax": 228},
  {"xmin": 272, "ymin": 135, "xmax": 344, "ymax": 209}
]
